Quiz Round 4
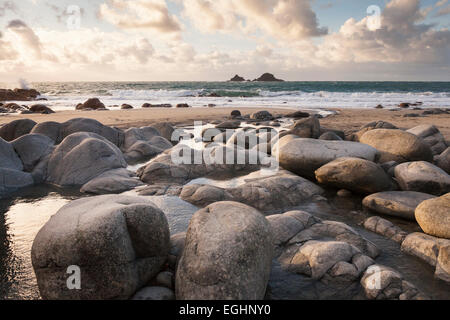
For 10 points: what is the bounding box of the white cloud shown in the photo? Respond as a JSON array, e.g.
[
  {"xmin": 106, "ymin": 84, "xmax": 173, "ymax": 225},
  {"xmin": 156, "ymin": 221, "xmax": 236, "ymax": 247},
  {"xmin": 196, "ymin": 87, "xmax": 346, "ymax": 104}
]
[
  {"xmin": 99, "ymin": 0, "xmax": 181, "ymax": 36},
  {"xmin": 182, "ymin": 0, "xmax": 327, "ymax": 40}
]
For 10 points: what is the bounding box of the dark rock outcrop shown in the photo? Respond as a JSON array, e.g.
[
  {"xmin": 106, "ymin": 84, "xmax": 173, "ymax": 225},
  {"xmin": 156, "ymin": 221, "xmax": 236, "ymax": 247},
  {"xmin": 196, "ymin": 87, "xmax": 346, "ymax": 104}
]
[{"xmin": 253, "ymin": 73, "xmax": 284, "ymax": 82}]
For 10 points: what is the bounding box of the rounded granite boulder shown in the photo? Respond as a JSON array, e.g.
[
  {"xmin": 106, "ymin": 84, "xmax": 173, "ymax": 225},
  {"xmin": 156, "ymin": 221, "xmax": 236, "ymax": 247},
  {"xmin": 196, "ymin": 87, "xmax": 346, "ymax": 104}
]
[
  {"xmin": 415, "ymin": 193, "xmax": 450, "ymax": 239},
  {"xmin": 31, "ymin": 195, "xmax": 170, "ymax": 300},
  {"xmin": 176, "ymin": 201, "xmax": 273, "ymax": 300}
]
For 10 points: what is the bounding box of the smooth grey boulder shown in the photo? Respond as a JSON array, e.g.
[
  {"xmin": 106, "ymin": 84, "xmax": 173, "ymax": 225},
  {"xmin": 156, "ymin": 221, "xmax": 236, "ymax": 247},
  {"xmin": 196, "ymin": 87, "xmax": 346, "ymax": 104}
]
[
  {"xmin": 267, "ymin": 211, "xmax": 319, "ymax": 247},
  {"xmin": 0, "ymin": 137, "xmax": 23, "ymax": 171},
  {"xmin": 0, "ymin": 119, "xmax": 36, "ymax": 141},
  {"xmin": 436, "ymin": 147, "xmax": 450, "ymax": 174},
  {"xmin": 176, "ymin": 202, "xmax": 273, "ymax": 300},
  {"xmin": 152, "ymin": 122, "xmax": 175, "ymax": 144},
  {"xmin": 362, "ymin": 191, "xmax": 436, "ymax": 221},
  {"xmin": 319, "ymin": 131, "xmax": 343, "ymax": 141},
  {"xmin": 132, "ymin": 287, "xmax": 175, "ymax": 300},
  {"xmin": 31, "ymin": 195, "xmax": 170, "ymax": 300},
  {"xmin": 360, "ymin": 265, "xmax": 426, "ymax": 300},
  {"xmin": 278, "ymin": 138, "xmax": 379, "ymax": 178},
  {"xmin": 11, "ymin": 134, "xmax": 54, "ymax": 172},
  {"xmin": 80, "ymin": 168, "xmax": 143, "ymax": 194},
  {"xmin": 415, "ymin": 193, "xmax": 450, "ymax": 239},
  {"xmin": 180, "ymin": 172, "xmax": 324, "ymax": 211},
  {"xmin": 359, "ymin": 129, "xmax": 433, "ymax": 163},
  {"xmin": 275, "ymin": 212, "xmax": 379, "ymax": 285},
  {"xmin": 122, "ymin": 127, "xmax": 172, "ymax": 164},
  {"xmin": 315, "ymin": 157, "xmax": 394, "ymax": 194},
  {"xmin": 352, "ymin": 121, "xmax": 397, "ymax": 142},
  {"xmin": 283, "ymin": 240, "xmax": 363, "ymax": 280},
  {"xmin": 30, "ymin": 118, "xmax": 124, "ymax": 146},
  {"xmin": 394, "ymin": 162, "xmax": 450, "ymax": 196},
  {"xmin": 0, "ymin": 168, "xmax": 34, "ymax": 198},
  {"xmin": 407, "ymin": 125, "xmax": 448, "ymax": 156},
  {"xmin": 401, "ymin": 232, "xmax": 450, "ymax": 267},
  {"xmin": 363, "ymin": 216, "xmax": 408, "ymax": 243},
  {"xmin": 30, "ymin": 121, "xmax": 62, "ymax": 142},
  {"xmin": 288, "ymin": 117, "xmax": 321, "ymax": 139},
  {"xmin": 46, "ymin": 132, "xmax": 127, "ymax": 187},
  {"xmin": 402, "ymin": 233, "xmax": 450, "ymax": 283},
  {"xmin": 60, "ymin": 118, "xmax": 124, "ymax": 147}
]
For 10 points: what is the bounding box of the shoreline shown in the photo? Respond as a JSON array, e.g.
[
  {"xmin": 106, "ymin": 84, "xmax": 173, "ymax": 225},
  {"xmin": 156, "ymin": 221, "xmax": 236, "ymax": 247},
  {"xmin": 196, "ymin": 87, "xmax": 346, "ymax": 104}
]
[{"xmin": 1, "ymin": 107, "xmax": 449, "ymax": 139}]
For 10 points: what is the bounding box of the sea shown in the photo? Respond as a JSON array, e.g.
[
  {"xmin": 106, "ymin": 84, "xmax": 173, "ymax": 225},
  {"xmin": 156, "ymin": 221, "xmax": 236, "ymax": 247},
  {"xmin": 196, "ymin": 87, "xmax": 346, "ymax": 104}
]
[{"xmin": 3, "ymin": 81, "xmax": 450, "ymax": 111}]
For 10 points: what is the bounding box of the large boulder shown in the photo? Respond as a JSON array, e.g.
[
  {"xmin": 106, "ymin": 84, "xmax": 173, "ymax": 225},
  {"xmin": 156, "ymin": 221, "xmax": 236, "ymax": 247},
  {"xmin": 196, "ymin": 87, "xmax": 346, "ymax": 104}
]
[
  {"xmin": 31, "ymin": 195, "xmax": 170, "ymax": 300},
  {"xmin": 273, "ymin": 211, "xmax": 380, "ymax": 298},
  {"xmin": 46, "ymin": 132, "xmax": 127, "ymax": 186},
  {"xmin": 315, "ymin": 157, "xmax": 394, "ymax": 194},
  {"xmin": 363, "ymin": 191, "xmax": 436, "ymax": 221},
  {"xmin": 76, "ymin": 98, "xmax": 106, "ymax": 110},
  {"xmin": 60, "ymin": 118, "xmax": 124, "ymax": 147},
  {"xmin": 251, "ymin": 111, "xmax": 273, "ymax": 121},
  {"xmin": 0, "ymin": 138, "xmax": 23, "ymax": 171},
  {"xmin": 180, "ymin": 172, "xmax": 324, "ymax": 211},
  {"xmin": 122, "ymin": 127, "xmax": 172, "ymax": 164},
  {"xmin": 29, "ymin": 104, "xmax": 55, "ymax": 114},
  {"xmin": 176, "ymin": 202, "xmax": 273, "ymax": 300},
  {"xmin": 415, "ymin": 193, "xmax": 450, "ymax": 239},
  {"xmin": 80, "ymin": 168, "xmax": 143, "ymax": 194},
  {"xmin": 394, "ymin": 162, "xmax": 450, "ymax": 196},
  {"xmin": 30, "ymin": 121, "xmax": 62, "ymax": 143},
  {"xmin": 360, "ymin": 265, "xmax": 426, "ymax": 300},
  {"xmin": 401, "ymin": 232, "xmax": 450, "ymax": 283},
  {"xmin": 278, "ymin": 138, "xmax": 379, "ymax": 178},
  {"xmin": 436, "ymin": 148, "xmax": 450, "ymax": 174},
  {"xmin": 151, "ymin": 122, "xmax": 175, "ymax": 144},
  {"xmin": 11, "ymin": 134, "xmax": 54, "ymax": 172},
  {"xmin": 352, "ymin": 121, "xmax": 397, "ymax": 142},
  {"xmin": 288, "ymin": 117, "xmax": 321, "ymax": 139},
  {"xmin": 0, "ymin": 168, "xmax": 34, "ymax": 198},
  {"xmin": 359, "ymin": 129, "xmax": 433, "ymax": 163},
  {"xmin": 0, "ymin": 88, "xmax": 40, "ymax": 101},
  {"xmin": 30, "ymin": 118, "xmax": 124, "ymax": 146},
  {"xmin": 407, "ymin": 125, "xmax": 448, "ymax": 156},
  {"xmin": 0, "ymin": 119, "xmax": 37, "ymax": 142}
]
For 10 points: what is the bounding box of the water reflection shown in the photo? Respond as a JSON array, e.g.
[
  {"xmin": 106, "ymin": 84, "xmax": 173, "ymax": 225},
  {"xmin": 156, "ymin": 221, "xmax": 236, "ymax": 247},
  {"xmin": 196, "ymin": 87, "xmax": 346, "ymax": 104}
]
[{"xmin": 0, "ymin": 185, "xmax": 84, "ymax": 300}]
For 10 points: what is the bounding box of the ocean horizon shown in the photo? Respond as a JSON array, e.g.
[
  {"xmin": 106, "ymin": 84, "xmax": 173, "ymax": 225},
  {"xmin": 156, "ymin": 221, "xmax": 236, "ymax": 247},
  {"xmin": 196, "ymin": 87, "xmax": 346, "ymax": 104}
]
[{"xmin": 2, "ymin": 80, "xmax": 449, "ymax": 111}]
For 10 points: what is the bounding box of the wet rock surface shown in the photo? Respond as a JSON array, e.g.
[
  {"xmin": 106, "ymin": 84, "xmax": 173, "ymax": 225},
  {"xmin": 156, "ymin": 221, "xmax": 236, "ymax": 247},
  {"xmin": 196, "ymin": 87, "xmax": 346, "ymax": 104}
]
[
  {"xmin": 31, "ymin": 195, "xmax": 170, "ymax": 300},
  {"xmin": 180, "ymin": 171, "xmax": 324, "ymax": 211},
  {"xmin": 394, "ymin": 162, "xmax": 450, "ymax": 196},
  {"xmin": 360, "ymin": 129, "xmax": 433, "ymax": 163},
  {"xmin": 362, "ymin": 191, "xmax": 436, "ymax": 221},
  {"xmin": 176, "ymin": 202, "xmax": 273, "ymax": 300}
]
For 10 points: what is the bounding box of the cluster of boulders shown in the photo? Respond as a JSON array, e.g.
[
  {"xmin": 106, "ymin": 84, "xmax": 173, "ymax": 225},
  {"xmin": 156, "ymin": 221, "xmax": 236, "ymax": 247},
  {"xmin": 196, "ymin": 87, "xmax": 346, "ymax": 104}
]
[
  {"xmin": 75, "ymin": 98, "xmax": 192, "ymax": 111},
  {"xmin": 0, "ymin": 103, "xmax": 54, "ymax": 114},
  {"xmin": 0, "ymin": 88, "xmax": 42, "ymax": 101},
  {"xmin": 1, "ymin": 109, "xmax": 449, "ymax": 300},
  {"xmin": 0, "ymin": 118, "xmax": 174, "ymax": 198}
]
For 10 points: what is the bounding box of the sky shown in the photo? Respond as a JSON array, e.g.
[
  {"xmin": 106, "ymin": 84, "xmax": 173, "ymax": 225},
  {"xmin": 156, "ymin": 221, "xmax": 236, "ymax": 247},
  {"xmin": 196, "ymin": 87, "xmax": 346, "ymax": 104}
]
[{"xmin": 0, "ymin": 0, "xmax": 449, "ymax": 82}]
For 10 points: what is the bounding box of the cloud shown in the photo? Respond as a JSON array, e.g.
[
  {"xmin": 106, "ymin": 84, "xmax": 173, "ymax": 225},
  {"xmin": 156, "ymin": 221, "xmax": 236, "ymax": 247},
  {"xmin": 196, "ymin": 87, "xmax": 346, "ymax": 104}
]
[
  {"xmin": 312, "ymin": 0, "xmax": 450, "ymax": 65},
  {"xmin": 435, "ymin": 4, "xmax": 450, "ymax": 17},
  {"xmin": 99, "ymin": 0, "xmax": 182, "ymax": 36},
  {"xmin": 7, "ymin": 19, "xmax": 43, "ymax": 58},
  {"xmin": 182, "ymin": 0, "xmax": 328, "ymax": 40},
  {"xmin": 0, "ymin": 1, "xmax": 17, "ymax": 17}
]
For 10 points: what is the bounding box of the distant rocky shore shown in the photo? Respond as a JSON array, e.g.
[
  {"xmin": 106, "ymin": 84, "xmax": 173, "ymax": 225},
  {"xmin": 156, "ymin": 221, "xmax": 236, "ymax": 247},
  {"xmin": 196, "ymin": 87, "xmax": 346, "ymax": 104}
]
[
  {"xmin": 229, "ymin": 73, "xmax": 285, "ymax": 82},
  {"xmin": 0, "ymin": 106, "xmax": 449, "ymax": 300}
]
